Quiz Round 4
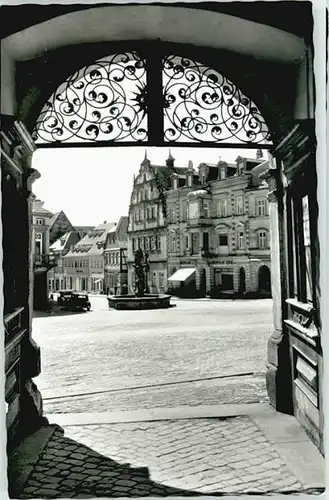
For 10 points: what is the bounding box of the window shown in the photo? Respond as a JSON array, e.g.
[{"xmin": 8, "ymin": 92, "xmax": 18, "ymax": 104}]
[
  {"xmin": 191, "ymin": 233, "xmax": 200, "ymax": 254},
  {"xmin": 203, "ymin": 202, "xmax": 209, "ymax": 218},
  {"xmin": 152, "ymin": 272, "xmax": 157, "ymax": 286},
  {"xmin": 36, "ymin": 218, "xmax": 44, "ymax": 225},
  {"xmin": 220, "ymin": 167, "xmax": 226, "ymax": 179},
  {"xmin": 115, "ymin": 253, "xmax": 119, "ymax": 264},
  {"xmin": 256, "ymin": 198, "xmax": 267, "ymax": 216},
  {"xmin": 159, "ymin": 272, "xmax": 164, "ymax": 288},
  {"xmin": 156, "ymin": 235, "xmax": 161, "ymax": 250},
  {"xmin": 169, "ymin": 206, "xmax": 175, "ymax": 222},
  {"xmin": 219, "ymin": 235, "xmax": 228, "ymax": 246},
  {"xmin": 184, "ymin": 202, "xmax": 189, "ymax": 220},
  {"xmin": 169, "ymin": 233, "xmax": 176, "ymax": 252},
  {"xmin": 203, "ymin": 232, "xmax": 209, "ymax": 252},
  {"xmin": 237, "ymin": 232, "xmax": 244, "ymax": 249},
  {"xmin": 258, "ymin": 230, "xmax": 267, "ymax": 248},
  {"xmin": 152, "ymin": 206, "xmax": 156, "ymax": 219},
  {"xmin": 151, "ymin": 236, "xmax": 156, "ymax": 250},
  {"xmin": 189, "ymin": 201, "xmax": 199, "ymax": 219},
  {"xmin": 185, "ymin": 235, "xmax": 189, "ymax": 249},
  {"xmin": 217, "ymin": 199, "xmax": 227, "ymax": 217},
  {"xmin": 145, "ymin": 236, "xmax": 149, "ymax": 250},
  {"xmin": 236, "ymin": 196, "xmax": 244, "ymax": 215},
  {"xmin": 132, "ymin": 239, "xmax": 136, "ymax": 252}
]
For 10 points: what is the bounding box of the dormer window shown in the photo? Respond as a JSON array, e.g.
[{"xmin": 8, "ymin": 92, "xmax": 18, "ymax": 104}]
[
  {"xmin": 220, "ymin": 167, "xmax": 226, "ymax": 179},
  {"xmin": 36, "ymin": 218, "xmax": 44, "ymax": 225}
]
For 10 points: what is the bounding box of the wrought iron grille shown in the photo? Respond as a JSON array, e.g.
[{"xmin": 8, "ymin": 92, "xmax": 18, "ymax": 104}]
[
  {"xmin": 33, "ymin": 52, "xmax": 148, "ymax": 143},
  {"xmin": 162, "ymin": 55, "xmax": 271, "ymax": 144},
  {"xmin": 32, "ymin": 50, "xmax": 271, "ymax": 147}
]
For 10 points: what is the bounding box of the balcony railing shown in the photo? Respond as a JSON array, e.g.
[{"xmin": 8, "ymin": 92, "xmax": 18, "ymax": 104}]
[{"xmin": 34, "ymin": 254, "xmax": 57, "ymax": 269}]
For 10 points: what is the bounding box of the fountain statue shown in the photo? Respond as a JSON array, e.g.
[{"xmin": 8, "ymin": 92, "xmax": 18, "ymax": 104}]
[
  {"xmin": 133, "ymin": 249, "xmax": 149, "ymax": 296},
  {"xmin": 107, "ymin": 247, "xmax": 171, "ymax": 310}
]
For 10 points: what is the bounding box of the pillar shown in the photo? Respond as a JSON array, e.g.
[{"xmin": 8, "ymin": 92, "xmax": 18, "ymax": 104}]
[{"xmin": 264, "ymin": 161, "xmax": 293, "ymax": 414}]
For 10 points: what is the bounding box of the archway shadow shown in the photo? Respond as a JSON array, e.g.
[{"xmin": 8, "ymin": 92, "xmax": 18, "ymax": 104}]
[{"xmin": 8, "ymin": 424, "xmax": 227, "ymax": 499}]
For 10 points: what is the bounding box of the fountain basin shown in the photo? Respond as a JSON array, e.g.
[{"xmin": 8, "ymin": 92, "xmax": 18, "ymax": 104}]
[{"xmin": 107, "ymin": 294, "xmax": 172, "ymax": 310}]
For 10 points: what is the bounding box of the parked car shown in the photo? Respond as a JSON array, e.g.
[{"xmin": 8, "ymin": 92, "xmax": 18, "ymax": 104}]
[{"xmin": 57, "ymin": 290, "xmax": 91, "ymax": 311}]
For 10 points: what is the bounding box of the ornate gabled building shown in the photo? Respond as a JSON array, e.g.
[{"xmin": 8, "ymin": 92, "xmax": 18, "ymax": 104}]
[
  {"xmin": 127, "ymin": 152, "xmax": 189, "ymax": 294},
  {"xmin": 166, "ymin": 153, "xmax": 271, "ymax": 297}
]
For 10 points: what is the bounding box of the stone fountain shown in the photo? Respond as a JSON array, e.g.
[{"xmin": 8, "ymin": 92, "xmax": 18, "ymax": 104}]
[{"xmin": 107, "ymin": 249, "xmax": 171, "ymax": 310}]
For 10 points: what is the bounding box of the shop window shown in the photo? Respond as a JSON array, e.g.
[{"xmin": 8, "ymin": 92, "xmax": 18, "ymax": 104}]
[
  {"xmin": 219, "ymin": 235, "xmax": 228, "ymax": 246},
  {"xmin": 222, "ymin": 274, "xmax": 234, "ymax": 290},
  {"xmin": 287, "ymin": 186, "xmax": 314, "ymax": 304}
]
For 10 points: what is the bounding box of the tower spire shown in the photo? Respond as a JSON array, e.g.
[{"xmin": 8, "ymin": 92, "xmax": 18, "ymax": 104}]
[{"xmin": 166, "ymin": 149, "xmax": 175, "ymax": 168}]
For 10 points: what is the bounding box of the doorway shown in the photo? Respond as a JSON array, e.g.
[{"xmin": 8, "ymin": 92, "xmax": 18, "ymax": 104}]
[{"xmin": 258, "ymin": 265, "xmax": 271, "ymax": 295}]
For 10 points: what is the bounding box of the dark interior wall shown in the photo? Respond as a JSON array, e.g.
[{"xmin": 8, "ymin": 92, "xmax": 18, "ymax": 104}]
[{"xmin": 16, "ymin": 40, "xmax": 299, "ymax": 147}]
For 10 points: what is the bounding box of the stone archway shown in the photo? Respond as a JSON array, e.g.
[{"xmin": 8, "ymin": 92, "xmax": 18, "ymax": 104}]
[
  {"xmin": 1, "ymin": 4, "xmax": 319, "ymax": 451},
  {"xmin": 258, "ymin": 265, "xmax": 271, "ymax": 296}
]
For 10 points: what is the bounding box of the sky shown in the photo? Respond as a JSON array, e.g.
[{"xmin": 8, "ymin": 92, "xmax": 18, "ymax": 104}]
[{"xmin": 32, "ymin": 146, "xmax": 265, "ymax": 227}]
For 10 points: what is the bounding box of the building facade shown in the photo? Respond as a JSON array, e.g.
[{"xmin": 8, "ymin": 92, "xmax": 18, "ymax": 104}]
[
  {"xmin": 103, "ymin": 216, "xmax": 129, "ymax": 295},
  {"xmin": 166, "ymin": 155, "xmax": 271, "ymax": 297},
  {"xmin": 48, "ymin": 231, "xmax": 86, "ymax": 292},
  {"xmin": 32, "ymin": 198, "xmax": 56, "ymax": 309},
  {"xmin": 127, "ymin": 153, "xmax": 189, "ymax": 294},
  {"xmin": 63, "ymin": 221, "xmax": 116, "ymax": 293}
]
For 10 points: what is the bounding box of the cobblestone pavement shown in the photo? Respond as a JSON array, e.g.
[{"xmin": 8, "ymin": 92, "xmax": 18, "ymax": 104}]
[
  {"xmin": 18, "ymin": 416, "xmax": 306, "ymax": 498},
  {"xmin": 33, "ymin": 298, "xmax": 272, "ymax": 414}
]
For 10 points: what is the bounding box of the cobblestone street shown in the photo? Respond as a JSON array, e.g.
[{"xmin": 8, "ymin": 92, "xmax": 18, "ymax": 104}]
[
  {"xmin": 13, "ymin": 410, "xmax": 317, "ymax": 499},
  {"xmin": 10, "ymin": 298, "xmax": 323, "ymax": 498},
  {"xmin": 33, "ymin": 297, "xmax": 272, "ymax": 414}
]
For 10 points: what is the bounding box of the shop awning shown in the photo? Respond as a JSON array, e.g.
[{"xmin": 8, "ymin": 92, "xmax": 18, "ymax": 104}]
[{"xmin": 168, "ymin": 268, "xmax": 196, "ymax": 282}]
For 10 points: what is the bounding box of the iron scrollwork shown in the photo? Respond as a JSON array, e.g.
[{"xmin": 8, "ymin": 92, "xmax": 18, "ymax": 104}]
[
  {"xmin": 163, "ymin": 55, "xmax": 271, "ymax": 144},
  {"xmin": 33, "ymin": 52, "xmax": 148, "ymax": 143}
]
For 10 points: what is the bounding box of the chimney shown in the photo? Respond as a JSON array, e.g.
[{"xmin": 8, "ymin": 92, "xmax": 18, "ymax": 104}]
[
  {"xmin": 256, "ymin": 149, "xmax": 263, "ymax": 159},
  {"xmin": 103, "ymin": 220, "xmax": 107, "ymax": 224}
]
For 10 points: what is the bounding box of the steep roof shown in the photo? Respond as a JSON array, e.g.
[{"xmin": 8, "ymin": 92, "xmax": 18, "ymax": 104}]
[
  {"xmin": 32, "ymin": 199, "xmax": 53, "ymax": 216},
  {"xmin": 65, "ymin": 221, "xmax": 117, "ymax": 257},
  {"xmin": 49, "ymin": 231, "xmax": 73, "ymax": 252}
]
